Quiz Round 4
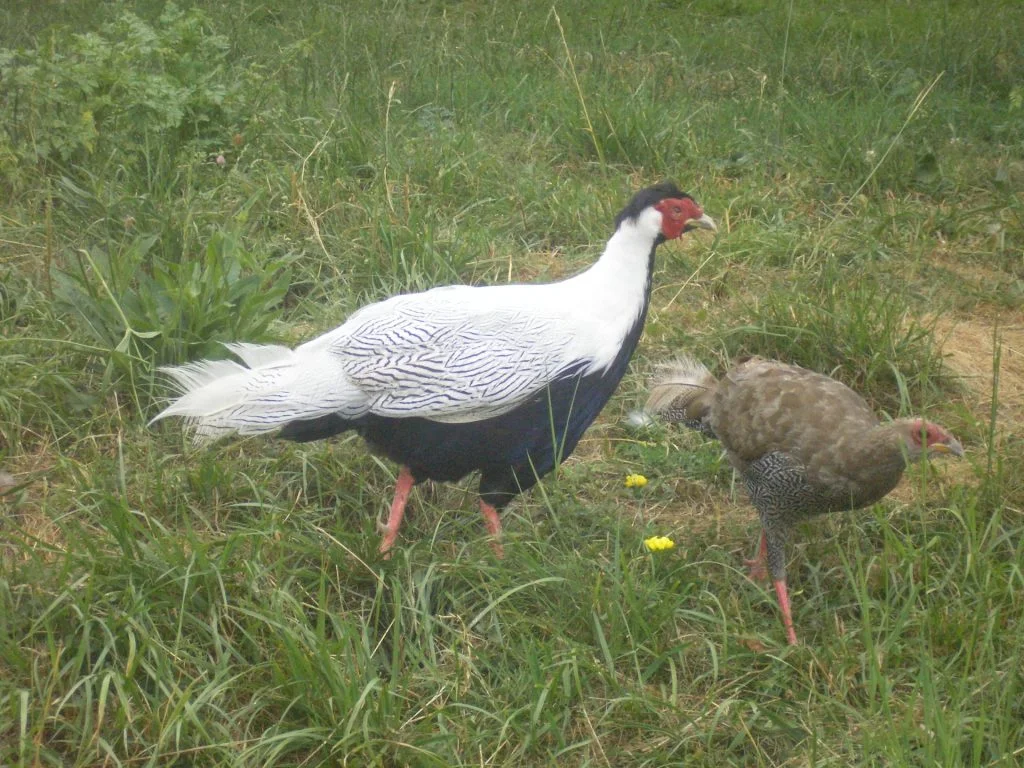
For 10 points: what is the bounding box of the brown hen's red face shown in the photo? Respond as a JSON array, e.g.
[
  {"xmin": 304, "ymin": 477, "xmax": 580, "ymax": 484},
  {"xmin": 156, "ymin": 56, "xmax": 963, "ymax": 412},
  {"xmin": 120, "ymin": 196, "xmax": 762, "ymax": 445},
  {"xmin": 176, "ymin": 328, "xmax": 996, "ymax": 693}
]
[
  {"xmin": 655, "ymin": 197, "xmax": 705, "ymax": 240},
  {"xmin": 910, "ymin": 418, "xmax": 965, "ymax": 457}
]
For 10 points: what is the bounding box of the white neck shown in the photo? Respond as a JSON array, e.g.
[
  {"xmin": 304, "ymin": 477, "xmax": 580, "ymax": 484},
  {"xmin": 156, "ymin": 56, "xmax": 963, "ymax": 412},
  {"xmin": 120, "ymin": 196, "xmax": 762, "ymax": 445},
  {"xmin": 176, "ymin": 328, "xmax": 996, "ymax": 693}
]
[
  {"xmin": 570, "ymin": 207, "xmax": 661, "ymax": 295},
  {"xmin": 550, "ymin": 208, "xmax": 663, "ymax": 371}
]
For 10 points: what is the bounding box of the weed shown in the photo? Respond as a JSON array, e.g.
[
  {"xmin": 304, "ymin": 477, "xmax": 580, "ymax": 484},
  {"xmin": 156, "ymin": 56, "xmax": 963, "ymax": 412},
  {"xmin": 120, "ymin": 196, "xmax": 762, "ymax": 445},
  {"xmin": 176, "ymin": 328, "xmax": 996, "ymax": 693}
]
[
  {"xmin": 52, "ymin": 227, "xmax": 291, "ymax": 406},
  {"xmin": 0, "ymin": 4, "xmax": 247, "ymax": 188}
]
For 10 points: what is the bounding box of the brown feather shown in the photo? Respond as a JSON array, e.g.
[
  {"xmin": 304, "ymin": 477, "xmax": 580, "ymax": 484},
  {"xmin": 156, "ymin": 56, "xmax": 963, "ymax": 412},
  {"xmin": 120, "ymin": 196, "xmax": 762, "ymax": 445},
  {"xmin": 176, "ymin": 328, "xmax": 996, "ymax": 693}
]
[{"xmin": 645, "ymin": 355, "xmax": 718, "ymax": 428}]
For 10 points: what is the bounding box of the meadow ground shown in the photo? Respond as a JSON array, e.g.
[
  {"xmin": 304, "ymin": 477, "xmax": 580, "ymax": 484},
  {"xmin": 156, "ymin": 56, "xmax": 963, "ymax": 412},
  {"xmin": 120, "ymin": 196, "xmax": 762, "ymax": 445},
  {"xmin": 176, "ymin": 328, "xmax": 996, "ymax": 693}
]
[{"xmin": 1, "ymin": 1, "xmax": 1022, "ymax": 765}]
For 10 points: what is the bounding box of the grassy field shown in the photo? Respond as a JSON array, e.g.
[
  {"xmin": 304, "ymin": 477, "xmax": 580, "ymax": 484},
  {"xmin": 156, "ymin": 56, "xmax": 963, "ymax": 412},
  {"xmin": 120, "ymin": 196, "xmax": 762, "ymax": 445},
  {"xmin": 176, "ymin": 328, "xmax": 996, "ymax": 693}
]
[{"xmin": 2, "ymin": 0, "xmax": 1023, "ymax": 764}]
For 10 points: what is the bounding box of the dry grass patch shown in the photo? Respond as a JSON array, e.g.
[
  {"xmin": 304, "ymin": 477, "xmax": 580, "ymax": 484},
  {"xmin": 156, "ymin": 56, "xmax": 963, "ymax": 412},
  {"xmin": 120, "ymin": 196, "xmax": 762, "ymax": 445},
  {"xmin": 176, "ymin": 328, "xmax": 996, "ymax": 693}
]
[
  {"xmin": 936, "ymin": 314, "xmax": 1024, "ymax": 434},
  {"xmin": 0, "ymin": 447, "xmax": 67, "ymax": 565}
]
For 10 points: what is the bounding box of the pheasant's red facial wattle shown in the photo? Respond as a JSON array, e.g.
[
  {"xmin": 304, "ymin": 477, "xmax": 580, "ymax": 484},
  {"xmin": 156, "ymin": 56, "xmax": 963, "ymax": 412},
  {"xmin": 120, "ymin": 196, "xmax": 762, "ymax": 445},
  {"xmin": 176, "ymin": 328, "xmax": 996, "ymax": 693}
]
[
  {"xmin": 924, "ymin": 421, "xmax": 965, "ymax": 456},
  {"xmin": 911, "ymin": 418, "xmax": 965, "ymax": 457},
  {"xmin": 655, "ymin": 197, "xmax": 706, "ymax": 240}
]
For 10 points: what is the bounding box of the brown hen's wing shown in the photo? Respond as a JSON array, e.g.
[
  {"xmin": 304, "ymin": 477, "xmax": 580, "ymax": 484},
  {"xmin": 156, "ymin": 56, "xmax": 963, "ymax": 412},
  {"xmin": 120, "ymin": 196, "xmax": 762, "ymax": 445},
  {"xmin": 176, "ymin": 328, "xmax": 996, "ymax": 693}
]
[{"xmin": 710, "ymin": 361, "xmax": 879, "ymax": 473}]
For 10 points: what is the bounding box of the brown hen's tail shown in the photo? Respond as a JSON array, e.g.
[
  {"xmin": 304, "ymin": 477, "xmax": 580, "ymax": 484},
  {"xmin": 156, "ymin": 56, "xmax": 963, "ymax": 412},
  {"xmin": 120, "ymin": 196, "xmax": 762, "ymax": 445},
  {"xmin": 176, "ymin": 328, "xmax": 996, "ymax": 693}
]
[{"xmin": 644, "ymin": 356, "xmax": 718, "ymax": 436}]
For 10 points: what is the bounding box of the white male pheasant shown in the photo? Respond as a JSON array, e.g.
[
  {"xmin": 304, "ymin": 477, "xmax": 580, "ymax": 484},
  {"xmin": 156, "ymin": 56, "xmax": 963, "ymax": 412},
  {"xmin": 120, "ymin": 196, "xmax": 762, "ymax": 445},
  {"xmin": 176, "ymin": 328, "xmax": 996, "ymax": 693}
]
[{"xmin": 152, "ymin": 183, "xmax": 716, "ymax": 556}]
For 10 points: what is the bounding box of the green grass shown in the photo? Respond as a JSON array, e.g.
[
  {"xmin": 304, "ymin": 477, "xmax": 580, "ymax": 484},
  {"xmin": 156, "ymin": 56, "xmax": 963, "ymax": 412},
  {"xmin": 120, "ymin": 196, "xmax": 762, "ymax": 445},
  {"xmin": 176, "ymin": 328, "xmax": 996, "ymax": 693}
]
[{"xmin": 2, "ymin": 0, "xmax": 1023, "ymax": 764}]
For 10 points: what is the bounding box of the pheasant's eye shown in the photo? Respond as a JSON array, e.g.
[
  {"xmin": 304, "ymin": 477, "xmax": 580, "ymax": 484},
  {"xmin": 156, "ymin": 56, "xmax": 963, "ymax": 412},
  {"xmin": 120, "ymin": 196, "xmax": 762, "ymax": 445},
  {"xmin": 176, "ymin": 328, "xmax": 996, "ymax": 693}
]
[{"xmin": 672, "ymin": 205, "xmax": 682, "ymax": 215}]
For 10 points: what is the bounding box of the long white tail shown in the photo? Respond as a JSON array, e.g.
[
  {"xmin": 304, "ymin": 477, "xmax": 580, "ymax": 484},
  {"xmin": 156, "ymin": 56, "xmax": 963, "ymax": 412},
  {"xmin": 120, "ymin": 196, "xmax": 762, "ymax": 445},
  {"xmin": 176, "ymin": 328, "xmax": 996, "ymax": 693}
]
[{"xmin": 150, "ymin": 342, "xmax": 358, "ymax": 445}]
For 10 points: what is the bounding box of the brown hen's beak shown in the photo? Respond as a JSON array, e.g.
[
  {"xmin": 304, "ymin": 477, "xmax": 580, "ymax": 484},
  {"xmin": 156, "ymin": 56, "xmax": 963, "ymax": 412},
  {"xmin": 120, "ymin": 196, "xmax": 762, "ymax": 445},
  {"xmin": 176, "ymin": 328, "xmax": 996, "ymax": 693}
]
[
  {"xmin": 931, "ymin": 438, "xmax": 964, "ymax": 458},
  {"xmin": 685, "ymin": 213, "xmax": 717, "ymax": 233}
]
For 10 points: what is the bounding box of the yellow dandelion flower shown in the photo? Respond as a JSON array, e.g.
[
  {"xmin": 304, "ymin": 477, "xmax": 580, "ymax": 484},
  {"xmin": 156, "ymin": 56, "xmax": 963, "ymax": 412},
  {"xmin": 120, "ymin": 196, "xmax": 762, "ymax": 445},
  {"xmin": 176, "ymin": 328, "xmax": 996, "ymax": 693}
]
[
  {"xmin": 624, "ymin": 473, "xmax": 648, "ymax": 488},
  {"xmin": 644, "ymin": 535, "xmax": 675, "ymax": 552}
]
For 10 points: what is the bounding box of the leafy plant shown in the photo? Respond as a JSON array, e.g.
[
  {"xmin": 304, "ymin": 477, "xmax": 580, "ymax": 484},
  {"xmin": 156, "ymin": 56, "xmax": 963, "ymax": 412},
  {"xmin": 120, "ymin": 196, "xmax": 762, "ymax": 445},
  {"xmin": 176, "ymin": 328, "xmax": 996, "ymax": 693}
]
[
  {"xmin": 0, "ymin": 3, "xmax": 244, "ymax": 184},
  {"xmin": 53, "ymin": 229, "xmax": 291, "ymax": 392}
]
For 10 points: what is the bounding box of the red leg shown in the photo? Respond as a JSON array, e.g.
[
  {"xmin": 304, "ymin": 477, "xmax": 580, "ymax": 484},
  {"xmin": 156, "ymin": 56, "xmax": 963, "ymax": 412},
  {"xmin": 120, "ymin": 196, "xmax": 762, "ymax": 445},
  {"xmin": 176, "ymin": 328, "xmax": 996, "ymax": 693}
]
[
  {"xmin": 479, "ymin": 500, "xmax": 505, "ymax": 558},
  {"xmin": 744, "ymin": 530, "xmax": 769, "ymax": 581},
  {"xmin": 379, "ymin": 466, "xmax": 415, "ymax": 557},
  {"xmin": 772, "ymin": 578, "xmax": 799, "ymax": 646}
]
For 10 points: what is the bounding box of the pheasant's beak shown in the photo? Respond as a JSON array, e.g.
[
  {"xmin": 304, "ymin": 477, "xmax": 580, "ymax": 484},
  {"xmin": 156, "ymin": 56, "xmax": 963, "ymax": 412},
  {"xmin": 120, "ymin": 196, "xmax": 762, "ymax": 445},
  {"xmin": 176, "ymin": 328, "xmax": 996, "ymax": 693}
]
[
  {"xmin": 930, "ymin": 438, "xmax": 964, "ymax": 458},
  {"xmin": 684, "ymin": 213, "xmax": 717, "ymax": 233}
]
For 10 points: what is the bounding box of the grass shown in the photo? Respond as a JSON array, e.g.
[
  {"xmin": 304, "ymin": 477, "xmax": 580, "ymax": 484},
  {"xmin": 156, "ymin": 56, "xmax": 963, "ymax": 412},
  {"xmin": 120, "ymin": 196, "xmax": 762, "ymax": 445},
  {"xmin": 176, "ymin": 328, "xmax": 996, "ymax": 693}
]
[{"xmin": 1, "ymin": 0, "xmax": 1023, "ymax": 764}]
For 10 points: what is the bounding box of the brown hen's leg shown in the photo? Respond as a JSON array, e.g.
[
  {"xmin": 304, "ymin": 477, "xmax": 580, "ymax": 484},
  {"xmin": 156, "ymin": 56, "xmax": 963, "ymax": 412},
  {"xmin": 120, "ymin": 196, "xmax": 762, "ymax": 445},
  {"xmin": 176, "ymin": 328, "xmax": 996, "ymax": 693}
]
[
  {"xmin": 479, "ymin": 500, "xmax": 505, "ymax": 558},
  {"xmin": 744, "ymin": 530, "xmax": 769, "ymax": 581},
  {"xmin": 379, "ymin": 466, "xmax": 415, "ymax": 556},
  {"xmin": 772, "ymin": 578, "xmax": 799, "ymax": 645}
]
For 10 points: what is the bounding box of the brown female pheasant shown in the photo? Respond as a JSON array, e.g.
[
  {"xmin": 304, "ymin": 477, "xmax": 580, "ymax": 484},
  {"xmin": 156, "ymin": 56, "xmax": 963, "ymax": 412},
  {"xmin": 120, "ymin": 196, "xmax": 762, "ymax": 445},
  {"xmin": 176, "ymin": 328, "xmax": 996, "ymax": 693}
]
[{"xmin": 645, "ymin": 356, "xmax": 963, "ymax": 645}]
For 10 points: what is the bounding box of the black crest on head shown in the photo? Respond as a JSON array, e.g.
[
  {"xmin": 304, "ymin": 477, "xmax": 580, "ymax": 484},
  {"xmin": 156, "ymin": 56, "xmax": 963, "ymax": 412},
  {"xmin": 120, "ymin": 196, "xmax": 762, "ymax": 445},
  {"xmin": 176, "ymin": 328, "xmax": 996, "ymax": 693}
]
[{"xmin": 614, "ymin": 182, "xmax": 691, "ymax": 229}]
